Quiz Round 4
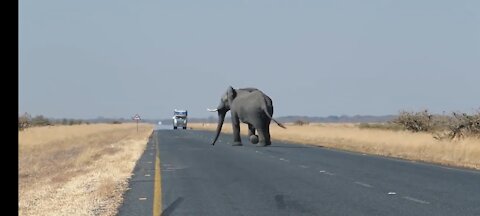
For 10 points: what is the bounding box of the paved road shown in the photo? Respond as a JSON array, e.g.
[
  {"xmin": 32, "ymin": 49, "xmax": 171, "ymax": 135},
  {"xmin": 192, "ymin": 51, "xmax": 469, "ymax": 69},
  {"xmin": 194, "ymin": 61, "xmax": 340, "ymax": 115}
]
[{"xmin": 118, "ymin": 129, "xmax": 480, "ymax": 216}]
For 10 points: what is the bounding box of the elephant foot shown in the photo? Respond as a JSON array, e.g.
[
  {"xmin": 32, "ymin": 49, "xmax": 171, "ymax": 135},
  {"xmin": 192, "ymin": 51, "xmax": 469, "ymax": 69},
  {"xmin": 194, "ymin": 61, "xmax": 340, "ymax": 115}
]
[
  {"xmin": 249, "ymin": 135, "xmax": 259, "ymax": 144},
  {"xmin": 232, "ymin": 142, "xmax": 243, "ymax": 146}
]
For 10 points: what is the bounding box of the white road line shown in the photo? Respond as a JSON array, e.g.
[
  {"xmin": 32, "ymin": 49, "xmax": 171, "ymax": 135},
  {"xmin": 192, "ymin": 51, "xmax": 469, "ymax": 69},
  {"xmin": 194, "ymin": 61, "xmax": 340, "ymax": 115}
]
[
  {"xmin": 279, "ymin": 158, "xmax": 290, "ymax": 162},
  {"xmin": 403, "ymin": 196, "xmax": 430, "ymax": 204},
  {"xmin": 139, "ymin": 197, "xmax": 147, "ymax": 201},
  {"xmin": 354, "ymin": 181, "xmax": 373, "ymax": 188},
  {"xmin": 145, "ymin": 174, "xmax": 151, "ymax": 177},
  {"xmin": 299, "ymin": 165, "xmax": 308, "ymax": 169},
  {"xmin": 319, "ymin": 170, "xmax": 334, "ymax": 175}
]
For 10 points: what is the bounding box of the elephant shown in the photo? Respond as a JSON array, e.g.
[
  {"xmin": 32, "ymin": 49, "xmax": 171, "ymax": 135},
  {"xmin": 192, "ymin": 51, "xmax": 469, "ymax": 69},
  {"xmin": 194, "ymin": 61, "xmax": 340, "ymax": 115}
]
[{"xmin": 207, "ymin": 86, "xmax": 286, "ymax": 147}]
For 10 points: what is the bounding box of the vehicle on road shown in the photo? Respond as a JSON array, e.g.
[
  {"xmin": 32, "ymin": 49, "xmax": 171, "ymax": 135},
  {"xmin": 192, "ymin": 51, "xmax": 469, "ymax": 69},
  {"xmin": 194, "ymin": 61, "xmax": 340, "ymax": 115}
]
[{"xmin": 172, "ymin": 109, "xmax": 188, "ymax": 129}]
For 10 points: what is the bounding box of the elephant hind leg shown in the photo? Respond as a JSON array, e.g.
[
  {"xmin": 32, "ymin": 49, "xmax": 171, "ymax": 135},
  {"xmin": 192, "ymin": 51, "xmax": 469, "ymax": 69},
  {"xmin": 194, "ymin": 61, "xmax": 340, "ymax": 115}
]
[
  {"xmin": 256, "ymin": 121, "xmax": 271, "ymax": 147},
  {"xmin": 248, "ymin": 124, "xmax": 258, "ymax": 144},
  {"xmin": 248, "ymin": 124, "xmax": 256, "ymax": 136},
  {"xmin": 256, "ymin": 128, "xmax": 267, "ymax": 147},
  {"xmin": 265, "ymin": 124, "xmax": 271, "ymax": 146}
]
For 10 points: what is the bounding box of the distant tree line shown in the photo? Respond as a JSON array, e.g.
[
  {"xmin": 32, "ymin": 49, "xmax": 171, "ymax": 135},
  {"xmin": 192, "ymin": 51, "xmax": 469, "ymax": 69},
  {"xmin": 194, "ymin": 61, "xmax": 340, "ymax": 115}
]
[
  {"xmin": 277, "ymin": 115, "xmax": 396, "ymax": 123},
  {"xmin": 18, "ymin": 113, "xmax": 90, "ymax": 131},
  {"xmin": 18, "ymin": 113, "xmax": 134, "ymax": 131},
  {"xmin": 286, "ymin": 109, "xmax": 479, "ymax": 140}
]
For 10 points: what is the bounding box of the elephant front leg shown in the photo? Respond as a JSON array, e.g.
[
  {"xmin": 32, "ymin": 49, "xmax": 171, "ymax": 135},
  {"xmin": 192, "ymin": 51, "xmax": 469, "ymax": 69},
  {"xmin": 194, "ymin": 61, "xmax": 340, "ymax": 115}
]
[{"xmin": 231, "ymin": 114, "xmax": 242, "ymax": 146}]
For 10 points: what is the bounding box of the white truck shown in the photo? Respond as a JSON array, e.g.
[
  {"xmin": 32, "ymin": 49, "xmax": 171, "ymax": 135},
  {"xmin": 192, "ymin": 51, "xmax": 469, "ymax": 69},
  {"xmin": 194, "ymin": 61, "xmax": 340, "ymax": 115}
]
[{"xmin": 172, "ymin": 109, "xmax": 188, "ymax": 129}]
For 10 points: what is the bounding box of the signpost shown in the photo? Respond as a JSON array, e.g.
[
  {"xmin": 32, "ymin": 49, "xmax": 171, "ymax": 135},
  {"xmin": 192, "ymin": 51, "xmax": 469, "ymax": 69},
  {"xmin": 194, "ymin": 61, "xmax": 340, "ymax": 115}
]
[{"xmin": 132, "ymin": 114, "xmax": 141, "ymax": 132}]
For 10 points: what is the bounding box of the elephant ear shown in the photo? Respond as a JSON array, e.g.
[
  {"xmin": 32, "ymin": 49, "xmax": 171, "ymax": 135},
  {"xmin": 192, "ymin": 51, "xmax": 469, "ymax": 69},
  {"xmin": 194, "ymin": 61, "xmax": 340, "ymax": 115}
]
[{"xmin": 227, "ymin": 86, "xmax": 237, "ymax": 104}]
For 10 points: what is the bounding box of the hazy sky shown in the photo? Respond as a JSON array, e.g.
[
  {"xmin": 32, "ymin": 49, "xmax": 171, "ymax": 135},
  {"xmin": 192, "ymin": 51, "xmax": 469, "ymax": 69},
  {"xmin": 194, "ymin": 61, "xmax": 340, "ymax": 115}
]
[{"xmin": 19, "ymin": 0, "xmax": 479, "ymax": 119}]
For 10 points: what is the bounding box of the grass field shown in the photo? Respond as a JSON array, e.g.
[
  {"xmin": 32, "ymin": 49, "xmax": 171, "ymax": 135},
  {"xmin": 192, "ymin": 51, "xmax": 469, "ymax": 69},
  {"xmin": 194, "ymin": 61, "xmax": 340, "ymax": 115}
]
[
  {"xmin": 19, "ymin": 123, "xmax": 153, "ymax": 216},
  {"xmin": 190, "ymin": 123, "xmax": 480, "ymax": 170}
]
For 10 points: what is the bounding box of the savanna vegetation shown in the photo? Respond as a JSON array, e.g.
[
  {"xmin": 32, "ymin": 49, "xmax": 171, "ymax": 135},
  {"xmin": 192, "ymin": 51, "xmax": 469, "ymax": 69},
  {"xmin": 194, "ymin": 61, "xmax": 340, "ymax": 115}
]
[
  {"xmin": 361, "ymin": 109, "xmax": 480, "ymax": 140},
  {"xmin": 19, "ymin": 123, "xmax": 153, "ymax": 216}
]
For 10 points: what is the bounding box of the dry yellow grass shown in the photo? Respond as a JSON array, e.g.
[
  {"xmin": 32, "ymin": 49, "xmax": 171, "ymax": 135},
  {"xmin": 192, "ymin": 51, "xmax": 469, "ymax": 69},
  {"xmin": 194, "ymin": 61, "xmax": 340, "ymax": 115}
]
[
  {"xmin": 190, "ymin": 123, "xmax": 480, "ymax": 170},
  {"xmin": 19, "ymin": 123, "xmax": 154, "ymax": 216}
]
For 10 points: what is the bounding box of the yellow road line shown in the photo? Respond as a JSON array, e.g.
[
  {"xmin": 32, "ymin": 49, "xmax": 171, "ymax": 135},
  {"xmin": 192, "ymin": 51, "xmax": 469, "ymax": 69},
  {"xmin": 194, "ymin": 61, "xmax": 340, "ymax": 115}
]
[{"xmin": 153, "ymin": 134, "xmax": 162, "ymax": 216}]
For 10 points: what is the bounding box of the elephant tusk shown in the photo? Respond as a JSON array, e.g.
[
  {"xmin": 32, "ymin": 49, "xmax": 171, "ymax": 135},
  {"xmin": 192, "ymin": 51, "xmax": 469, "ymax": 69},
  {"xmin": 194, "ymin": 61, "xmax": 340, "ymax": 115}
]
[{"xmin": 207, "ymin": 108, "xmax": 218, "ymax": 112}]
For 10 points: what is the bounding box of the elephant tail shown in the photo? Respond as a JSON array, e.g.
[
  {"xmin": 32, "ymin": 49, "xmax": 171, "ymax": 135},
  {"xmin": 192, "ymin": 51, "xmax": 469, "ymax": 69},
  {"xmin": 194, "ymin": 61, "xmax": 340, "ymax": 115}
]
[{"xmin": 262, "ymin": 107, "xmax": 287, "ymax": 129}]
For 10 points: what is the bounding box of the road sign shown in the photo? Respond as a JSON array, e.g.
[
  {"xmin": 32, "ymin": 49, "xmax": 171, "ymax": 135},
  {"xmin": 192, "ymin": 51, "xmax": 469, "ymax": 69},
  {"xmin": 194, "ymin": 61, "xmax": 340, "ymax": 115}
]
[
  {"xmin": 133, "ymin": 114, "xmax": 141, "ymax": 120},
  {"xmin": 132, "ymin": 114, "xmax": 141, "ymax": 132}
]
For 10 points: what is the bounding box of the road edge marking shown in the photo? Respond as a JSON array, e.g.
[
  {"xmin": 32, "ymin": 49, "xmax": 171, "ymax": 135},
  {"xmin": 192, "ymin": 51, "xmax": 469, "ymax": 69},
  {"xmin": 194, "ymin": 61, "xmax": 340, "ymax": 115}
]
[
  {"xmin": 354, "ymin": 181, "xmax": 373, "ymax": 188},
  {"xmin": 402, "ymin": 196, "xmax": 430, "ymax": 204},
  {"xmin": 153, "ymin": 133, "xmax": 162, "ymax": 216}
]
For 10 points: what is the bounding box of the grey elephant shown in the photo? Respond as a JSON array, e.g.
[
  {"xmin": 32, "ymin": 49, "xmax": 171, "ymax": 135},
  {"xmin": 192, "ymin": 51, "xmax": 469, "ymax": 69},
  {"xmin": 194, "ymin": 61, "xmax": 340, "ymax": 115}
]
[{"xmin": 208, "ymin": 86, "xmax": 286, "ymax": 147}]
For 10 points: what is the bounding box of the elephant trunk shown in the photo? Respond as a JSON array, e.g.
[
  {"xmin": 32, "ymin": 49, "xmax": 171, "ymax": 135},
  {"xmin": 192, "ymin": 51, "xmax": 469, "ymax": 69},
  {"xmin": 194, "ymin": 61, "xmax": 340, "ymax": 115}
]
[{"xmin": 211, "ymin": 111, "xmax": 226, "ymax": 145}]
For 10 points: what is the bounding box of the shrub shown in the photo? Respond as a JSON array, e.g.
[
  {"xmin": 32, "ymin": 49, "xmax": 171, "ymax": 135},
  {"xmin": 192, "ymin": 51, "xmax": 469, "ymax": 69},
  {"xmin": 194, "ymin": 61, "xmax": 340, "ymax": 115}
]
[
  {"xmin": 31, "ymin": 115, "xmax": 52, "ymax": 127},
  {"xmin": 18, "ymin": 113, "xmax": 32, "ymax": 131},
  {"xmin": 392, "ymin": 110, "xmax": 433, "ymax": 132},
  {"xmin": 293, "ymin": 120, "xmax": 309, "ymax": 126},
  {"xmin": 435, "ymin": 111, "xmax": 480, "ymax": 140},
  {"xmin": 393, "ymin": 109, "xmax": 479, "ymax": 140}
]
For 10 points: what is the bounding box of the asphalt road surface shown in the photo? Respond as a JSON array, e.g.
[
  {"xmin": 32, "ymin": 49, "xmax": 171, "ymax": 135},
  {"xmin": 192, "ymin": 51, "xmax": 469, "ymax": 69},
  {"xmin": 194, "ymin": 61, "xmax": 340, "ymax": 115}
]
[{"xmin": 118, "ymin": 128, "xmax": 480, "ymax": 216}]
